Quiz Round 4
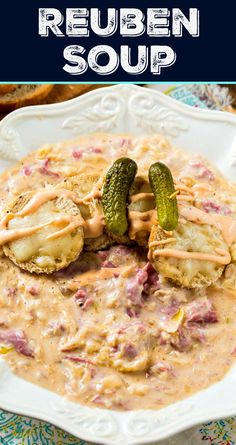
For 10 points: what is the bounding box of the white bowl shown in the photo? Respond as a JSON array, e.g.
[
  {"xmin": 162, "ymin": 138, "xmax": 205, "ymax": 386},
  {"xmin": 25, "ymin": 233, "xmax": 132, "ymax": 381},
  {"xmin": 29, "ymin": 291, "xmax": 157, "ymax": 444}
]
[{"xmin": 0, "ymin": 84, "xmax": 236, "ymax": 445}]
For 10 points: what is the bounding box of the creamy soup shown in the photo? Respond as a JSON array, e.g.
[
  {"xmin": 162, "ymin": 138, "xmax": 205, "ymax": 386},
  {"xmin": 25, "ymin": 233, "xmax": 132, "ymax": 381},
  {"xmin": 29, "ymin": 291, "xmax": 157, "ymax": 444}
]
[{"xmin": 0, "ymin": 133, "xmax": 236, "ymax": 410}]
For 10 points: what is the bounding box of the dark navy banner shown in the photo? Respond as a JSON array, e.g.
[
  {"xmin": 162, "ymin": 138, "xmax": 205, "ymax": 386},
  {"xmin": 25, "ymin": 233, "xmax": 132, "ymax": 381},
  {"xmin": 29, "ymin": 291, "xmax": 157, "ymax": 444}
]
[{"xmin": 0, "ymin": 0, "xmax": 234, "ymax": 82}]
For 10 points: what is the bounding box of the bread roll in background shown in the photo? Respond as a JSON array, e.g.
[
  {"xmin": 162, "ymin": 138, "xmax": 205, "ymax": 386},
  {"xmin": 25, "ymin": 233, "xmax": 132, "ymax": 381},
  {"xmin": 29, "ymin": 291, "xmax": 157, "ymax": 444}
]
[
  {"xmin": 227, "ymin": 85, "xmax": 236, "ymax": 108},
  {"xmin": 0, "ymin": 85, "xmax": 17, "ymax": 95},
  {"xmin": 0, "ymin": 84, "xmax": 53, "ymax": 113},
  {"xmin": 0, "ymin": 84, "xmax": 106, "ymax": 118},
  {"xmin": 41, "ymin": 84, "xmax": 93, "ymax": 103}
]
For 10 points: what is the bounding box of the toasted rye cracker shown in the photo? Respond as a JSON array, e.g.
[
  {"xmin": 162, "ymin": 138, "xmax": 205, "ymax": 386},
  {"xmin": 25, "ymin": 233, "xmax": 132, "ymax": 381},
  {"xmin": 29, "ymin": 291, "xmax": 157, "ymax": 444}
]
[
  {"xmin": 3, "ymin": 191, "xmax": 84, "ymax": 274},
  {"xmin": 149, "ymin": 221, "xmax": 228, "ymax": 289},
  {"xmin": 57, "ymin": 174, "xmax": 114, "ymax": 251}
]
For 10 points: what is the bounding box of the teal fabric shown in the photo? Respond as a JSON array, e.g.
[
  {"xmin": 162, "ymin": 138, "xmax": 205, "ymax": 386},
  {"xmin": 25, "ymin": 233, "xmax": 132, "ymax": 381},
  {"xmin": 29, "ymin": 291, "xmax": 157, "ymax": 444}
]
[{"xmin": 0, "ymin": 411, "xmax": 83, "ymax": 444}]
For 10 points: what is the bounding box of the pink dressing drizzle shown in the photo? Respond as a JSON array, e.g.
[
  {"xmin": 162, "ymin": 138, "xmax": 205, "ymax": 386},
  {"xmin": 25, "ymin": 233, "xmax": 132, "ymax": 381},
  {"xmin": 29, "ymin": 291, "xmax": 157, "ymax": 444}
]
[
  {"xmin": 179, "ymin": 205, "xmax": 236, "ymax": 246},
  {"xmin": 152, "ymin": 247, "xmax": 231, "ymax": 265}
]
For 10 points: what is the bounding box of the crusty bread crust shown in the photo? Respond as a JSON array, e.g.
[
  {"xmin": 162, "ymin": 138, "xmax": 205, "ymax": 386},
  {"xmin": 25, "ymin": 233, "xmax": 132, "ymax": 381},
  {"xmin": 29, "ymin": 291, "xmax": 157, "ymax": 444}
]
[
  {"xmin": 0, "ymin": 84, "xmax": 16, "ymax": 95},
  {"xmin": 0, "ymin": 84, "xmax": 53, "ymax": 112},
  {"xmin": 57, "ymin": 174, "xmax": 114, "ymax": 251}
]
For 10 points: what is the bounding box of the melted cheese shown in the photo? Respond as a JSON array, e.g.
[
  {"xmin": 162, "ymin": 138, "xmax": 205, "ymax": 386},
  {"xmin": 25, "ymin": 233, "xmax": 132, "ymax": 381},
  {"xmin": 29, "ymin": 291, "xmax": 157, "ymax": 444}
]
[{"xmin": 8, "ymin": 201, "xmax": 83, "ymax": 264}]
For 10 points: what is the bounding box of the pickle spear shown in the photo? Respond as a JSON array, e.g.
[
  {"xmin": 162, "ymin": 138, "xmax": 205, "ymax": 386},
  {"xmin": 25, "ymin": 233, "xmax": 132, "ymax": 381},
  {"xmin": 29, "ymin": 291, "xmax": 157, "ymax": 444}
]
[
  {"xmin": 102, "ymin": 158, "xmax": 137, "ymax": 237},
  {"xmin": 149, "ymin": 162, "xmax": 178, "ymax": 231}
]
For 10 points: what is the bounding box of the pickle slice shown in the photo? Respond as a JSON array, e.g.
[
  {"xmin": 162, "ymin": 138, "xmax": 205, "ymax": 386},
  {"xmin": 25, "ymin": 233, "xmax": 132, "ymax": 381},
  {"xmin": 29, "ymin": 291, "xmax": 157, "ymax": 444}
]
[
  {"xmin": 102, "ymin": 158, "xmax": 137, "ymax": 237},
  {"xmin": 149, "ymin": 162, "xmax": 178, "ymax": 231}
]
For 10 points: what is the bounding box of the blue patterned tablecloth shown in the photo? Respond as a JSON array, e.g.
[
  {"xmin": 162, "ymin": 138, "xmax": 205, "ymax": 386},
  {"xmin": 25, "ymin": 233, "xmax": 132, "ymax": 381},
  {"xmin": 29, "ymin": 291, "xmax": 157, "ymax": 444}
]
[
  {"xmin": 0, "ymin": 411, "xmax": 83, "ymax": 445},
  {"xmin": 1, "ymin": 410, "xmax": 236, "ymax": 444},
  {"xmin": 1, "ymin": 83, "xmax": 235, "ymax": 445}
]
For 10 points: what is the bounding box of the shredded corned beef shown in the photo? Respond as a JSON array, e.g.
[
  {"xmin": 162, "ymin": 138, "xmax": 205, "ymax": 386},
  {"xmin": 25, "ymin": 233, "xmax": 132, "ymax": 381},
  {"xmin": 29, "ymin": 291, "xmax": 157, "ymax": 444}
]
[
  {"xmin": 170, "ymin": 327, "xmax": 192, "ymax": 352},
  {"xmin": 110, "ymin": 245, "xmax": 132, "ymax": 257},
  {"xmin": 74, "ymin": 289, "xmax": 87, "ymax": 301},
  {"xmin": 22, "ymin": 166, "xmax": 32, "ymax": 176},
  {"xmin": 74, "ymin": 288, "xmax": 92, "ymax": 309},
  {"xmin": 123, "ymin": 343, "xmax": 138, "ymax": 359},
  {"xmin": 72, "ymin": 150, "xmax": 83, "ymax": 159},
  {"xmin": 64, "ymin": 355, "xmax": 95, "ymax": 365},
  {"xmin": 46, "ymin": 320, "xmax": 65, "ymax": 335},
  {"xmin": 54, "ymin": 257, "xmax": 95, "ymax": 278},
  {"xmin": 170, "ymin": 322, "xmax": 208, "ymax": 352},
  {"xmin": 101, "ymin": 260, "xmax": 116, "ymax": 268},
  {"xmin": 38, "ymin": 158, "xmax": 60, "ymax": 178},
  {"xmin": 143, "ymin": 262, "xmax": 160, "ymax": 295},
  {"xmin": 159, "ymin": 299, "xmax": 180, "ymax": 317},
  {"xmin": 83, "ymin": 298, "xmax": 93, "ymax": 309},
  {"xmin": 0, "ymin": 330, "xmax": 34, "ymax": 357},
  {"xmin": 97, "ymin": 251, "xmax": 108, "ymax": 261},
  {"xmin": 201, "ymin": 199, "xmax": 232, "ymax": 215},
  {"xmin": 91, "ymin": 394, "xmax": 104, "ymax": 404},
  {"xmin": 126, "ymin": 262, "xmax": 159, "ymax": 306},
  {"xmin": 113, "ymin": 272, "xmax": 120, "ymax": 278},
  {"xmin": 120, "ymin": 137, "xmax": 131, "ymax": 148},
  {"xmin": 126, "ymin": 307, "xmax": 139, "ymax": 318},
  {"xmin": 5, "ymin": 287, "xmax": 16, "ymax": 297},
  {"xmin": 188, "ymin": 325, "xmax": 206, "ymax": 344},
  {"xmin": 88, "ymin": 146, "xmax": 102, "ymax": 154},
  {"xmin": 126, "ymin": 274, "xmax": 144, "ymax": 306},
  {"xmin": 150, "ymin": 361, "xmax": 174, "ymax": 375},
  {"xmin": 189, "ymin": 160, "xmax": 214, "ymax": 181},
  {"xmin": 26, "ymin": 286, "xmax": 39, "ymax": 296},
  {"xmin": 185, "ymin": 297, "xmax": 217, "ymax": 324}
]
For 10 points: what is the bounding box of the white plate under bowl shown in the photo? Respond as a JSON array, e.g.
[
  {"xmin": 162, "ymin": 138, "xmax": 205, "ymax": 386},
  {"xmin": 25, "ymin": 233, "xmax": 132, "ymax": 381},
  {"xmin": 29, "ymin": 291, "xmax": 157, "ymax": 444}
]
[{"xmin": 0, "ymin": 84, "xmax": 236, "ymax": 445}]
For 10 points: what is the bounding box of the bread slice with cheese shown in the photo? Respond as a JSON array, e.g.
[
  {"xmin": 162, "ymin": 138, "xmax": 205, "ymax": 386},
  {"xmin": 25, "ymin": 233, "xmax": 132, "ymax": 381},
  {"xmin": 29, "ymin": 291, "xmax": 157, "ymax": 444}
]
[
  {"xmin": 149, "ymin": 221, "xmax": 229, "ymax": 288},
  {"xmin": 3, "ymin": 191, "xmax": 84, "ymax": 274}
]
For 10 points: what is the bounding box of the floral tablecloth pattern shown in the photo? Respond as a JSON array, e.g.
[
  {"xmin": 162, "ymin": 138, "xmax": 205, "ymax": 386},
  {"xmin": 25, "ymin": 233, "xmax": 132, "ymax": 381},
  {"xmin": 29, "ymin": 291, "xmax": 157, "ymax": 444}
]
[{"xmin": 1, "ymin": 410, "xmax": 236, "ymax": 444}]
